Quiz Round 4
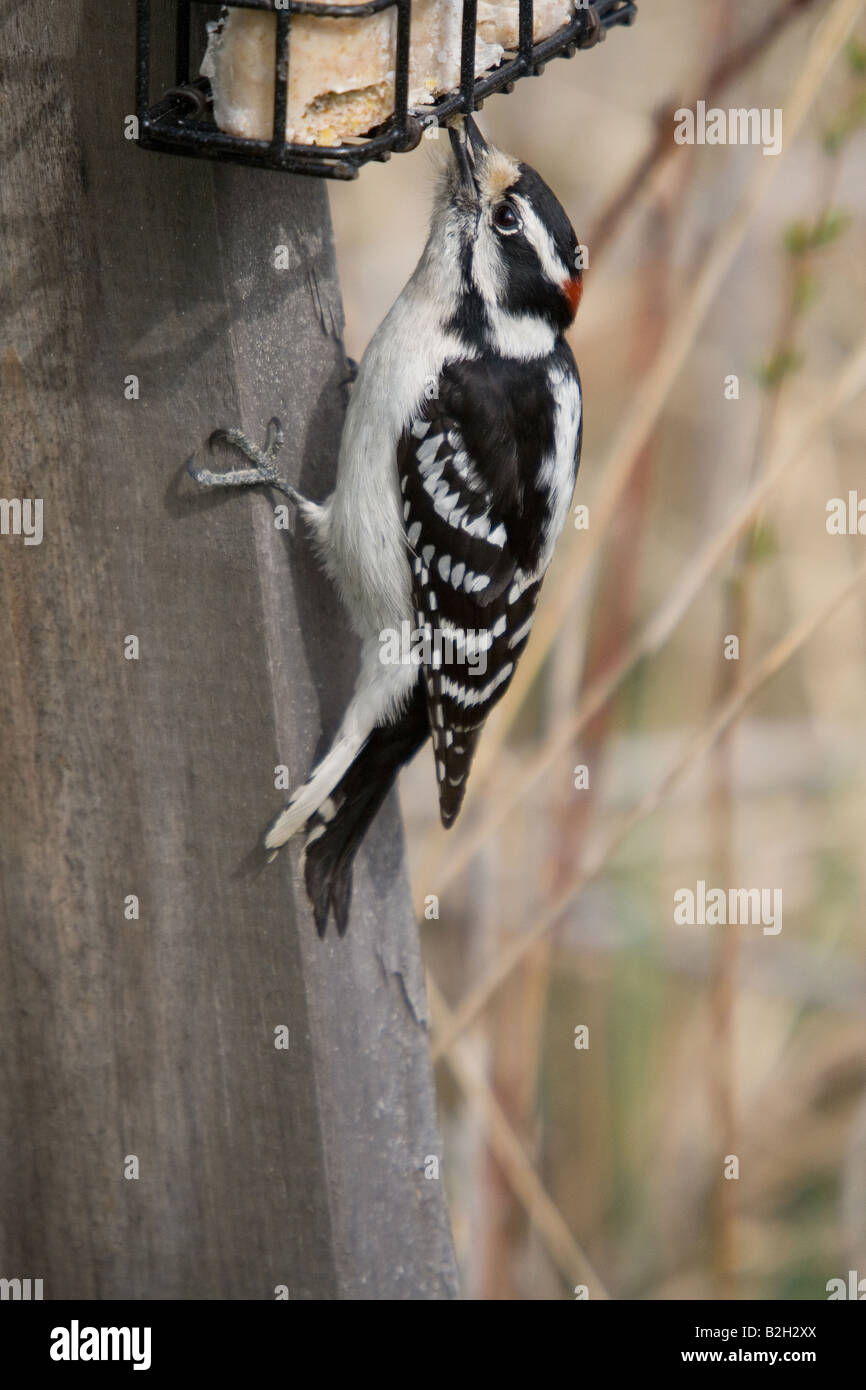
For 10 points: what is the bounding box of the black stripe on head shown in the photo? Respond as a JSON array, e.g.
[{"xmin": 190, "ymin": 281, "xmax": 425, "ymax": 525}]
[
  {"xmin": 501, "ymin": 166, "xmax": 580, "ymax": 329},
  {"xmin": 448, "ymin": 237, "xmax": 489, "ymax": 350},
  {"xmin": 512, "ymin": 165, "xmax": 579, "ymax": 271}
]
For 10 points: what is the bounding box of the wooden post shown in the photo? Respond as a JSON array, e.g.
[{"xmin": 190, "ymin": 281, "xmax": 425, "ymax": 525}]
[{"xmin": 0, "ymin": 0, "xmax": 458, "ymax": 1300}]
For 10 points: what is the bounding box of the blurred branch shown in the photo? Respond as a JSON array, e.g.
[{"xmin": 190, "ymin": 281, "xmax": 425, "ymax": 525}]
[
  {"xmin": 432, "ymin": 554, "xmax": 866, "ymax": 1060},
  {"xmin": 704, "ymin": 134, "xmax": 849, "ymax": 1297},
  {"xmin": 546, "ymin": 150, "xmax": 688, "ymax": 884},
  {"xmin": 589, "ymin": 0, "xmax": 824, "ymax": 257},
  {"xmin": 843, "ymin": 1087, "xmax": 866, "ymax": 1271},
  {"xmin": 427, "ymin": 976, "xmax": 612, "ymax": 1298}
]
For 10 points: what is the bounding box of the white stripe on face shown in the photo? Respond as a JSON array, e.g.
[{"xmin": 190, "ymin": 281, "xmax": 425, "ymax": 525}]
[
  {"xmin": 512, "ymin": 195, "xmax": 571, "ymax": 289},
  {"xmin": 471, "ymin": 220, "xmax": 507, "ymax": 306}
]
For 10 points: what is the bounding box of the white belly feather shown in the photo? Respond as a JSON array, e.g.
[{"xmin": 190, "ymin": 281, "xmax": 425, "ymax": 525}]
[{"xmin": 323, "ymin": 286, "xmax": 469, "ymax": 639}]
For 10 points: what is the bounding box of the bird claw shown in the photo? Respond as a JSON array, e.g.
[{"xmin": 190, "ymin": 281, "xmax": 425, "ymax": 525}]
[
  {"xmin": 264, "ymin": 416, "xmax": 285, "ymax": 458},
  {"xmin": 188, "ymin": 417, "xmax": 300, "ymax": 500}
]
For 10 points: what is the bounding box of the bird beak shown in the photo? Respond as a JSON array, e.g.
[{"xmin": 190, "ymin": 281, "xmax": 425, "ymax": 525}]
[{"xmin": 448, "ymin": 115, "xmax": 488, "ymax": 196}]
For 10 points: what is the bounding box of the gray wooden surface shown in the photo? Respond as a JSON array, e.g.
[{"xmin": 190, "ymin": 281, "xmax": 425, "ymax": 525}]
[{"xmin": 0, "ymin": 0, "xmax": 458, "ymax": 1300}]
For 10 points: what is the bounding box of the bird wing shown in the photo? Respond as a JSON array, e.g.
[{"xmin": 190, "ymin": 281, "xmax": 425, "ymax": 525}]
[{"xmin": 397, "ymin": 365, "xmax": 545, "ymax": 827}]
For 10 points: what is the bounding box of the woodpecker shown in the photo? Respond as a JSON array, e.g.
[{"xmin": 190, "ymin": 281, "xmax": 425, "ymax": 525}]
[{"xmin": 189, "ymin": 116, "xmax": 584, "ymax": 936}]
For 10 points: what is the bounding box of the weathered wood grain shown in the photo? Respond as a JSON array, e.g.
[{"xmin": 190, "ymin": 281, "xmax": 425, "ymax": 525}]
[{"xmin": 0, "ymin": 0, "xmax": 458, "ymax": 1300}]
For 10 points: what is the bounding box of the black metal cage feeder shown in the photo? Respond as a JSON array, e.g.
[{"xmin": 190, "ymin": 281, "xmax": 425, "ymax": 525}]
[{"xmin": 137, "ymin": 0, "xmax": 637, "ymax": 180}]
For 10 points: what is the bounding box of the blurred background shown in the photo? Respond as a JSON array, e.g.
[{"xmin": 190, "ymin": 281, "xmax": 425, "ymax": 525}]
[{"xmin": 331, "ymin": 0, "xmax": 866, "ymax": 1300}]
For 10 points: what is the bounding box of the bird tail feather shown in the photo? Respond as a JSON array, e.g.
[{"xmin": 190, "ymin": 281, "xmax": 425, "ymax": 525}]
[
  {"xmin": 299, "ymin": 685, "xmax": 429, "ymax": 936},
  {"xmin": 263, "ymin": 728, "xmax": 366, "ymax": 856}
]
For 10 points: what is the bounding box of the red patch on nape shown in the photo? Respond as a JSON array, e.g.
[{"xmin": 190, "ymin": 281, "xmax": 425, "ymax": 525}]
[{"xmin": 562, "ymin": 275, "xmax": 583, "ymax": 319}]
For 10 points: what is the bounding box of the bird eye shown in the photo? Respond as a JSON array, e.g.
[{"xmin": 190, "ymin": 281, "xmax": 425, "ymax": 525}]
[{"xmin": 493, "ymin": 202, "xmax": 520, "ymax": 233}]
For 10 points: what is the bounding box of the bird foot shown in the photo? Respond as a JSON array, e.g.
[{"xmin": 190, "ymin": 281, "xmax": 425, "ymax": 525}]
[{"xmin": 187, "ymin": 416, "xmax": 299, "ymax": 501}]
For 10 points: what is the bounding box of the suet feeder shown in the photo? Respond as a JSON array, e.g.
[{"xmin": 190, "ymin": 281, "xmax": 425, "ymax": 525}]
[{"xmin": 136, "ymin": 0, "xmax": 638, "ymax": 180}]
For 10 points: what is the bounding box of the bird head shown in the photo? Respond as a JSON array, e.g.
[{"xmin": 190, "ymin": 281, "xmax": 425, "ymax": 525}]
[{"xmin": 425, "ymin": 115, "xmax": 583, "ymax": 350}]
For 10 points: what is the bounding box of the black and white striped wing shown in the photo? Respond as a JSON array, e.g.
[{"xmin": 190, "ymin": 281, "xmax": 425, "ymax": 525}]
[{"xmin": 397, "ymin": 396, "xmax": 541, "ymax": 827}]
